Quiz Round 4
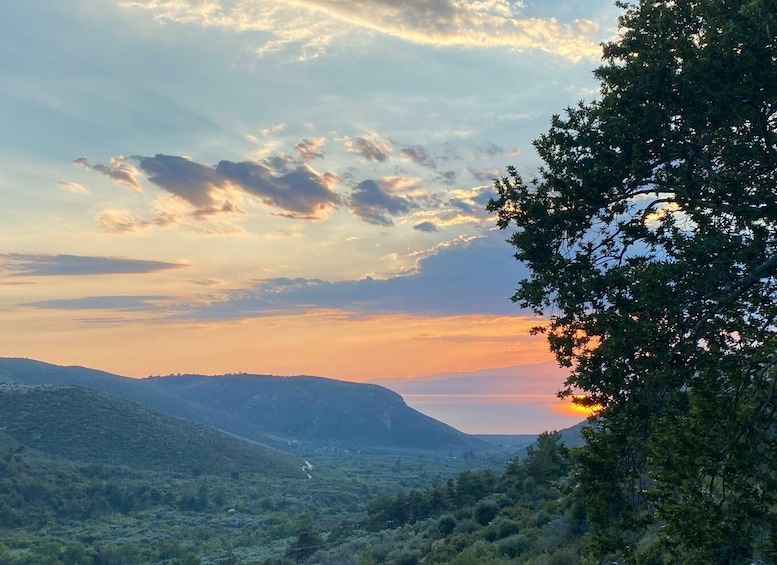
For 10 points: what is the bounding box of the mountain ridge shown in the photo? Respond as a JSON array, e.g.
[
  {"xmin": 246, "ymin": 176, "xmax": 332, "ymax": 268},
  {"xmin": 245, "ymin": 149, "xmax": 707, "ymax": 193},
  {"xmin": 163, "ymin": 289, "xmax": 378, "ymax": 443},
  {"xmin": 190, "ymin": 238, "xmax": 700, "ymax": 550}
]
[{"xmin": 0, "ymin": 357, "xmax": 486, "ymax": 452}]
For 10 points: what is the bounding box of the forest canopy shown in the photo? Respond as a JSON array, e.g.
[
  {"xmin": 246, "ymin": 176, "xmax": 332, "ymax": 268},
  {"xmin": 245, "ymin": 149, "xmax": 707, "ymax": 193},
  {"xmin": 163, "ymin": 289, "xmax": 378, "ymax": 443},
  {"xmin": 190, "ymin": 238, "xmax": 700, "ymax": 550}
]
[{"xmin": 488, "ymin": 0, "xmax": 777, "ymax": 562}]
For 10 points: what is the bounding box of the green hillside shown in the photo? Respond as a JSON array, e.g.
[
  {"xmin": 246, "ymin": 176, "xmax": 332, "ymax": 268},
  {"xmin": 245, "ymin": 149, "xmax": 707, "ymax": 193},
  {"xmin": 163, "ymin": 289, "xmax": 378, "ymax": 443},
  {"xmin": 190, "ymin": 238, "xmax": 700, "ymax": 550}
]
[{"xmin": 0, "ymin": 384, "xmax": 301, "ymax": 476}]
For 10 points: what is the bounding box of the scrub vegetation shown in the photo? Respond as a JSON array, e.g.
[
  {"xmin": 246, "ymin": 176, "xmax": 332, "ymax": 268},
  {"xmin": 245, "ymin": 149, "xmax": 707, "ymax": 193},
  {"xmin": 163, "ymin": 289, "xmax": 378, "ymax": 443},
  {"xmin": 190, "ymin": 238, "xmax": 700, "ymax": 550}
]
[{"xmin": 0, "ymin": 431, "xmax": 530, "ymax": 565}]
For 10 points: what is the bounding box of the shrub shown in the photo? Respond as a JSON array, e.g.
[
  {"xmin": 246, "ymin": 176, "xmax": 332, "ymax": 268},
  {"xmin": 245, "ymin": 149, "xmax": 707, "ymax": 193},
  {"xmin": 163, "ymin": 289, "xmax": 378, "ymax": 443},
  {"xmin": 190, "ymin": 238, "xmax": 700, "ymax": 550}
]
[
  {"xmin": 496, "ymin": 534, "xmax": 531, "ymax": 559},
  {"xmin": 454, "ymin": 518, "xmax": 479, "ymax": 534},
  {"xmin": 437, "ymin": 514, "xmax": 457, "ymax": 536},
  {"xmin": 473, "ymin": 500, "xmax": 499, "ymax": 526},
  {"xmin": 491, "ymin": 517, "xmax": 520, "ymax": 541},
  {"xmin": 548, "ymin": 552, "xmax": 578, "ymax": 565},
  {"xmin": 389, "ymin": 549, "xmax": 422, "ymax": 565}
]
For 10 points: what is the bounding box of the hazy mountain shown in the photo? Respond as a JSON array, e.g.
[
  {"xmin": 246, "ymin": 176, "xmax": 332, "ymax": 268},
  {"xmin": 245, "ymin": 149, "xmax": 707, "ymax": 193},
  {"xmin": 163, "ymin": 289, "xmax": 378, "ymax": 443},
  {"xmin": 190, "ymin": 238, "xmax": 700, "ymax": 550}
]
[
  {"xmin": 0, "ymin": 383, "xmax": 301, "ymax": 476},
  {"xmin": 371, "ymin": 361, "xmax": 569, "ymax": 395},
  {"xmin": 369, "ymin": 361, "xmax": 581, "ymax": 435},
  {"xmin": 0, "ymin": 358, "xmax": 486, "ymax": 452}
]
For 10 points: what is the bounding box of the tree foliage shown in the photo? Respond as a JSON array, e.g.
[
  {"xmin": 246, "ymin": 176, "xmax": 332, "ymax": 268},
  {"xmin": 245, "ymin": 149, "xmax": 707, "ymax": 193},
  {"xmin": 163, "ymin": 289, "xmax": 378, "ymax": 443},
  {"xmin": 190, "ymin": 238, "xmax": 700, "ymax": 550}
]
[{"xmin": 488, "ymin": 0, "xmax": 777, "ymax": 561}]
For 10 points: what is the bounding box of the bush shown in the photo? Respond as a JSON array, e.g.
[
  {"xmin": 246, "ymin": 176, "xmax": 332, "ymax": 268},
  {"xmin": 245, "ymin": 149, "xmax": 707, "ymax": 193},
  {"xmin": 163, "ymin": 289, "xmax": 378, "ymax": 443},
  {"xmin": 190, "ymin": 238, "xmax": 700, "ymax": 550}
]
[
  {"xmin": 496, "ymin": 534, "xmax": 531, "ymax": 559},
  {"xmin": 473, "ymin": 500, "xmax": 499, "ymax": 526},
  {"xmin": 437, "ymin": 514, "xmax": 457, "ymax": 536},
  {"xmin": 484, "ymin": 517, "xmax": 519, "ymax": 541},
  {"xmin": 388, "ymin": 549, "xmax": 422, "ymax": 565},
  {"xmin": 548, "ymin": 552, "xmax": 578, "ymax": 565},
  {"xmin": 454, "ymin": 518, "xmax": 479, "ymax": 534}
]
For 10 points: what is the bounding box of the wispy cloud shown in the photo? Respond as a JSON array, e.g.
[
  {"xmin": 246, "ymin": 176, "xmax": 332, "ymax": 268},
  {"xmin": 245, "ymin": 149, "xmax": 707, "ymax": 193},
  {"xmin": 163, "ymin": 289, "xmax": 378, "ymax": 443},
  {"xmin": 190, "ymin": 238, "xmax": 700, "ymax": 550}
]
[
  {"xmin": 94, "ymin": 207, "xmax": 186, "ymax": 233},
  {"xmin": 467, "ymin": 167, "xmax": 502, "ymax": 183},
  {"xmin": 401, "ymin": 145, "xmax": 436, "ymax": 169},
  {"xmin": 22, "ymin": 295, "xmax": 171, "ymax": 311},
  {"xmin": 295, "ymin": 137, "xmax": 326, "ymax": 161},
  {"xmin": 261, "ymin": 123, "xmax": 287, "ymax": 136},
  {"xmin": 0, "ymin": 253, "xmax": 186, "ymax": 277},
  {"xmin": 121, "ymin": 0, "xmax": 605, "ymax": 61},
  {"xmin": 57, "ymin": 181, "xmax": 90, "ymax": 194},
  {"xmin": 344, "ymin": 134, "xmax": 392, "ymax": 163},
  {"xmin": 74, "ymin": 156, "xmax": 142, "ymax": 192},
  {"xmin": 475, "ymin": 142, "xmax": 520, "ymax": 157},
  {"xmin": 95, "ymin": 209, "xmax": 154, "ymax": 233}
]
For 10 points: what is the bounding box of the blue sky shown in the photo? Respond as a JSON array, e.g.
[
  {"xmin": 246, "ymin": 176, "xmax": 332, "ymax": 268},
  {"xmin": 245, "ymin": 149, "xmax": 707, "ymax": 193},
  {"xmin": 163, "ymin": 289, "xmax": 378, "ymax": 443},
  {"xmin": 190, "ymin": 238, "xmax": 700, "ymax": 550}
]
[{"xmin": 0, "ymin": 0, "xmax": 621, "ymax": 432}]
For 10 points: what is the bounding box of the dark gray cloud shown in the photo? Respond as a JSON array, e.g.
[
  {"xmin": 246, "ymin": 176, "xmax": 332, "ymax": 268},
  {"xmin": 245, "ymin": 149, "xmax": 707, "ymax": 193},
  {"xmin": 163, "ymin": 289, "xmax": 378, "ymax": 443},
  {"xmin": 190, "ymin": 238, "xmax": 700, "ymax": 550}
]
[
  {"xmin": 216, "ymin": 160, "xmax": 341, "ymax": 219},
  {"xmin": 0, "ymin": 254, "xmax": 185, "ymax": 277},
  {"xmin": 347, "ymin": 178, "xmax": 415, "ymax": 226},
  {"xmin": 22, "ymin": 295, "xmax": 169, "ymax": 311},
  {"xmin": 177, "ymin": 235, "xmax": 531, "ymax": 320},
  {"xmin": 401, "ymin": 145, "xmax": 435, "ymax": 168},
  {"xmin": 136, "ymin": 154, "xmax": 233, "ymax": 217},
  {"xmin": 295, "ymin": 137, "xmax": 326, "ymax": 161},
  {"xmin": 74, "ymin": 156, "xmax": 142, "ymax": 192},
  {"xmin": 345, "ymin": 135, "xmax": 392, "ymax": 162},
  {"xmin": 413, "ymin": 221, "xmax": 438, "ymax": 232},
  {"xmin": 136, "ymin": 154, "xmax": 341, "ymax": 219}
]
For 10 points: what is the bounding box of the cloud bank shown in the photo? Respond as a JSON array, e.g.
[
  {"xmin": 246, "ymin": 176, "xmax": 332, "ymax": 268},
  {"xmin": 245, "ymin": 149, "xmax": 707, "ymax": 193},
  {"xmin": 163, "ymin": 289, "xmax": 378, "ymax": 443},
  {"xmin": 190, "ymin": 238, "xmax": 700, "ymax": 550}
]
[{"xmin": 180, "ymin": 235, "xmax": 530, "ymax": 319}]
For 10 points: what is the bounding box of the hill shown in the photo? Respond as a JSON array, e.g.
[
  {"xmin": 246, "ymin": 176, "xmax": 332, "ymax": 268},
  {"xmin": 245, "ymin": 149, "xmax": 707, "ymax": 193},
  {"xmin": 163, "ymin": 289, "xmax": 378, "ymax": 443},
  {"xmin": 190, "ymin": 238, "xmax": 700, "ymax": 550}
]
[
  {"xmin": 0, "ymin": 358, "xmax": 486, "ymax": 452},
  {"xmin": 0, "ymin": 383, "xmax": 301, "ymax": 476}
]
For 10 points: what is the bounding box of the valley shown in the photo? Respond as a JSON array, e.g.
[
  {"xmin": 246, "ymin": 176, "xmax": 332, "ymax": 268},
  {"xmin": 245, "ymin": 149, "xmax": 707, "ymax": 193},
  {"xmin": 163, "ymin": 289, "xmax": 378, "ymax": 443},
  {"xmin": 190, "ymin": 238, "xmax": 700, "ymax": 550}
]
[{"xmin": 0, "ymin": 358, "xmax": 592, "ymax": 564}]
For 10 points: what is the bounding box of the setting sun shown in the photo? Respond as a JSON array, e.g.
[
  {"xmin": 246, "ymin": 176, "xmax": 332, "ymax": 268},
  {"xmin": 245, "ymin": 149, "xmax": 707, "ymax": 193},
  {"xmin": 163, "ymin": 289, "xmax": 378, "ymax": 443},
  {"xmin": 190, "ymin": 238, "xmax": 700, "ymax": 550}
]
[{"xmin": 552, "ymin": 394, "xmax": 603, "ymax": 418}]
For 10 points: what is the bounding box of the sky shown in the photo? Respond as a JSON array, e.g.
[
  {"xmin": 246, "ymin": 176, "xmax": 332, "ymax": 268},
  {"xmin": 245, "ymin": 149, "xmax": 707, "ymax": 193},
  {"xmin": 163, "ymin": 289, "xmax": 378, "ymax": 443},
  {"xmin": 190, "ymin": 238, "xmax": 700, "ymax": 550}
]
[{"xmin": 0, "ymin": 0, "xmax": 621, "ymax": 433}]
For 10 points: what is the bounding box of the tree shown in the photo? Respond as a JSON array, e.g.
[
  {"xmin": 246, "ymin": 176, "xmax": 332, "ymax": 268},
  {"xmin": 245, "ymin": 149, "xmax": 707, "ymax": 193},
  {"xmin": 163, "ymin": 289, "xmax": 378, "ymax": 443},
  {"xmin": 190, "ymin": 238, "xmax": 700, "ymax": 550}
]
[
  {"xmin": 522, "ymin": 431, "xmax": 571, "ymax": 486},
  {"xmin": 488, "ymin": 0, "xmax": 777, "ymax": 562},
  {"xmin": 286, "ymin": 513, "xmax": 324, "ymax": 563}
]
